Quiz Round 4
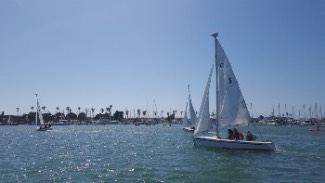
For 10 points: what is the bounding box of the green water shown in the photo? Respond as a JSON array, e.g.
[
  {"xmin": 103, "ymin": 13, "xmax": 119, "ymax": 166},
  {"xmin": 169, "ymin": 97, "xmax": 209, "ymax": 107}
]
[{"xmin": 0, "ymin": 125, "xmax": 324, "ymax": 182}]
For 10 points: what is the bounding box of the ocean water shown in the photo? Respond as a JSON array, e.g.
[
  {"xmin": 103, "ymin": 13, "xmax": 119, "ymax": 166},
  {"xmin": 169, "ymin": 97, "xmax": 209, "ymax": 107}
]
[{"xmin": 0, "ymin": 125, "xmax": 324, "ymax": 183}]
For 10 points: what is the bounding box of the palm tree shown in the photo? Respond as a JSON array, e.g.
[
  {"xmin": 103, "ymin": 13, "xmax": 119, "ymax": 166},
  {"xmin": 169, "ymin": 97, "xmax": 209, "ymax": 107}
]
[
  {"xmin": 100, "ymin": 108, "xmax": 104, "ymax": 114},
  {"xmin": 42, "ymin": 106, "xmax": 46, "ymax": 113},
  {"xmin": 56, "ymin": 107, "xmax": 60, "ymax": 113},
  {"xmin": 91, "ymin": 108, "xmax": 95, "ymax": 119},
  {"xmin": 173, "ymin": 110, "xmax": 177, "ymax": 117},
  {"xmin": 17, "ymin": 107, "xmax": 19, "ymax": 116},
  {"xmin": 31, "ymin": 106, "xmax": 34, "ymax": 112},
  {"xmin": 78, "ymin": 107, "xmax": 81, "ymax": 117},
  {"xmin": 66, "ymin": 107, "xmax": 70, "ymax": 114},
  {"xmin": 142, "ymin": 110, "xmax": 147, "ymax": 118},
  {"xmin": 137, "ymin": 109, "xmax": 141, "ymax": 118},
  {"xmin": 108, "ymin": 105, "xmax": 113, "ymax": 119},
  {"xmin": 180, "ymin": 111, "xmax": 183, "ymax": 117},
  {"xmin": 66, "ymin": 107, "xmax": 70, "ymax": 121}
]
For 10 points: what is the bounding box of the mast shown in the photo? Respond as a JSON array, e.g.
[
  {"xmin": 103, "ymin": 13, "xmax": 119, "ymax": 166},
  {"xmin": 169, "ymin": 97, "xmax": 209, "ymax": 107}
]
[
  {"xmin": 35, "ymin": 94, "xmax": 38, "ymax": 127},
  {"xmin": 188, "ymin": 84, "xmax": 191, "ymax": 124},
  {"xmin": 188, "ymin": 84, "xmax": 190, "ymax": 103},
  {"xmin": 211, "ymin": 32, "xmax": 219, "ymax": 134}
]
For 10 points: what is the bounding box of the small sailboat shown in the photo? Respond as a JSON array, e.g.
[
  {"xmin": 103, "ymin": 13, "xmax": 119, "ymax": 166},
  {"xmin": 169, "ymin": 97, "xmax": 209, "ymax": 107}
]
[
  {"xmin": 193, "ymin": 32, "xmax": 275, "ymax": 151},
  {"xmin": 7, "ymin": 116, "xmax": 17, "ymax": 125},
  {"xmin": 182, "ymin": 102, "xmax": 192, "ymax": 132},
  {"xmin": 35, "ymin": 94, "xmax": 52, "ymax": 131},
  {"xmin": 8, "ymin": 116, "xmax": 12, "ymax": 125},
  {"xmin": 308, "ymin": 122, "xmax": 325, "ymax": 132},
  {"xmin": 183, "ymin": 85, "xmax": 197, "ymax": 132}
]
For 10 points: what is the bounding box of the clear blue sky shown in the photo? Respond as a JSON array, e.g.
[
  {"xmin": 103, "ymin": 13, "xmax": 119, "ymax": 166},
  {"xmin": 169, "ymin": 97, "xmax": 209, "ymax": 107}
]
[{"xmin": 1, "ymin": 0, "xmax": 325, "ymax": 118}]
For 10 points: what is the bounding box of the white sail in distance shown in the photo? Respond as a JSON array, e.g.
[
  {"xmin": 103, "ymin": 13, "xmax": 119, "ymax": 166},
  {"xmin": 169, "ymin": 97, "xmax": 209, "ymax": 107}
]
[
  {"xmin": 188, "ymin": 85, "xmax": 197, "ymax": 126},
  {"xmin": 182, "ymin": 102, "xmax": 189, "ymax": 127}
]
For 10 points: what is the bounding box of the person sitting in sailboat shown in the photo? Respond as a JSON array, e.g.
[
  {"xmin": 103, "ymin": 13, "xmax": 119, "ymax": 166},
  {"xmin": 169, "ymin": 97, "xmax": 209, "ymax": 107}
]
[
  {"xmin": 246, "ymin": 131, "xmax": 256, "ymax": 141},
  {"xmin": 233, "ymin": 128, "xmax": 244, "ymax": 140},
  {"xmin": 227, "ymin": 129, "xmax": 234, "ymax": 140}
]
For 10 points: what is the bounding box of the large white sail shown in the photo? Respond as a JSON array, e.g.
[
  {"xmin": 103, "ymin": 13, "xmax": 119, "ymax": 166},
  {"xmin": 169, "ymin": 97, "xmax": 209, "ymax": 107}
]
[
  {"xmin": 37, "ymin": 106, "xmax": 45, "ymax": 126},
  {"xmin": 182, "ymin": 102, "xmax": 189, "ymax": 127},
  {"xmin": 194, "ymin": 65, "xmax": 214, "ymax": 136},
  {"xmin": 36, "ymin": 96, "xmax": 45, "ymax": 126},
  {"xmin": 216, "ymin": 40, "xmax": 250, "ymax": 127}
]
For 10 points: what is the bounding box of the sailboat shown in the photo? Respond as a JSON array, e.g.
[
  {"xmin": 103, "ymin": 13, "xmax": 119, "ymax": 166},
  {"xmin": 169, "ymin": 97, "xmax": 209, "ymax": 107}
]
[
  {"xmin": 193, "ymin": 32, "xmax": 275, "ymax": 151},
  {"xmin": 308, "ymin": 122, "xmax": 325, "ymax": 132},
  {"xmin": 35, "ymin": 94, "xmax": 52, "ymax": 131},
  {"xmin": 183, "ymin": 85, "xmax": 197, "ymax": 132},
  {"xmin": 182, "ymin": 102, "xmax": 190, "ymax": 131},
  {"xmin": 7, "ymin": 116, "xmax": 17, "ymax": 125},
  {"xmin": 8, "ymin": 116, "xmax": 12, "ymax": 125}
]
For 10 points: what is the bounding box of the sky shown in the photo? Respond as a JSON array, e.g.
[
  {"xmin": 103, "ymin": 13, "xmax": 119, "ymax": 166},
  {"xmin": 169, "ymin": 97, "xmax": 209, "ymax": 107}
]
[{"xmin": 1, "ymin": 0, "xmax": 325, "ymax": 118}]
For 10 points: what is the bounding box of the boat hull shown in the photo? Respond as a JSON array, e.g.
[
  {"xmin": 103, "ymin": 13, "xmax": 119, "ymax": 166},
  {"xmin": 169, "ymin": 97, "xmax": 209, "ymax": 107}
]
[
  {"xmin": 308, "ymin": 129, "xmax": 325, "ymax": 132},
  {"xmin": 193, "ymin": 136, "xmax": 275, "ymax": 151},
  {"xmin": 36, "ymin": 127, "xmax": 53, "ymax": 131},
  {"xmin": 183, "ymin": 127, "xmax": 195, "ymax": 132}
]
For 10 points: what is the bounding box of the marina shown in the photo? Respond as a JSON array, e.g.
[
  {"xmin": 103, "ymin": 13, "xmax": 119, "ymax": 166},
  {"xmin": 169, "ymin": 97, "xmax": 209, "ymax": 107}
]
[{"xmin": 1, "ymin": 1, "xmax": 325, "ymax": 182}]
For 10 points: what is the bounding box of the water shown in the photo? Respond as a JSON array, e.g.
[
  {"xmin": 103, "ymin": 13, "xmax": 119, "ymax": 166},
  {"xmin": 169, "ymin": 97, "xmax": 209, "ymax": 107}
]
[{"xmin": 0, "ymin": 125, "xmax": 324, "ymax": 183}]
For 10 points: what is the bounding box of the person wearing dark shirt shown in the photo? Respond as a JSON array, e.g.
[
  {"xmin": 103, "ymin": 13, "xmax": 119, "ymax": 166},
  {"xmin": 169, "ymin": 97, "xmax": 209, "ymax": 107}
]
[
  {"xmin": 227, "ymin": 129, "xmax": 234, "ymax": 140},
  {"xmin": 233, "ymin": 128, "xmax": 244, "ymax": 140},
  {"xmin": 246, "ymin": 131, "xmax": 256, "ymax": 141}
]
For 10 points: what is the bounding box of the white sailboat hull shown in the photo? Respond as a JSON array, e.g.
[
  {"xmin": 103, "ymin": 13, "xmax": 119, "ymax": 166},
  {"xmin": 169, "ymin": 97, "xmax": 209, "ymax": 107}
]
[
  {"xmin": 36, "ymin": 126, "xmax": 53, "ymax": 131},
  {"xmin": 193, "ymin": 135, "xmax": 275, "ymax": 151},
  {"xmin": 183, "ymin": 127, "xmax": 195, "ymax": 132}
]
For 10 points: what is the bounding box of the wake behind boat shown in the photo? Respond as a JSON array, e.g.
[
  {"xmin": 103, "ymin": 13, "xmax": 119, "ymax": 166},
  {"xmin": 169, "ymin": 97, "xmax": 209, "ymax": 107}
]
[{"xmin": 193, "ymin": 32, "xmax": 275, "ymax": 151}]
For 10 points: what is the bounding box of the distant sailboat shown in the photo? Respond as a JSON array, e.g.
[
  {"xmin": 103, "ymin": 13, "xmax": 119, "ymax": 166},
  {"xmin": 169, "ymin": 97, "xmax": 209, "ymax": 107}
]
[
  {"xmin": 182, "ymin": 102, "xmax": 189, "ymax": 125},
  {"xmin": 7, "ymin": 115, "xmax": 11, "ymax": 125},
  {"xmin": 35, "ymin": 94, "xmax": 52, "ymax": 131},
  {"xmin": 193, "ymin": 33, "xmax": 275, "ymax": 150},
  {"xmin": 8, "ymin": 115, "xmax": 18, "ymax": 125},
  {"xmin": 183, "ymin": 85, "xmax": 197, "ymax": 132},
  {"xmin": 308, "ymin": 122, "xmax": 325, "ymax": 132}
]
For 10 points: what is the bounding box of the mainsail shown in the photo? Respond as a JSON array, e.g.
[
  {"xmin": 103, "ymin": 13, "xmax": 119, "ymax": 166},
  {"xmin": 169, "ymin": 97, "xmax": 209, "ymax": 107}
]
[
  {"xmin": 38, "ymin": 107, "xmax": 45, "ymax": 126},
  {"xmin": 182, "ymin": 102, "xmax": 189, "ymax": 127},
  {"xmin": 188, "ymin": 85, "xmax": 197, "ymax": 126},
  {"xmin": 216, "ymin": 39, "xmax": 250, "ymax": 127},
  {"xmin": 194, "ymin": 65, "xmax": 214, "ymax": 136},
  {"xmin": 36, "ymin": 96, "xmax": 45, "ymax": 126}
]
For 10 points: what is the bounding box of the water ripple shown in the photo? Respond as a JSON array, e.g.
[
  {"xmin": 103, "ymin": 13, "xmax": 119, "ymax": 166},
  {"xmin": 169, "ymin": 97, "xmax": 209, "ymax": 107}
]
[{"xmin": 0, "ymin": 125, "xmax": 324, "ymax": 182}]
